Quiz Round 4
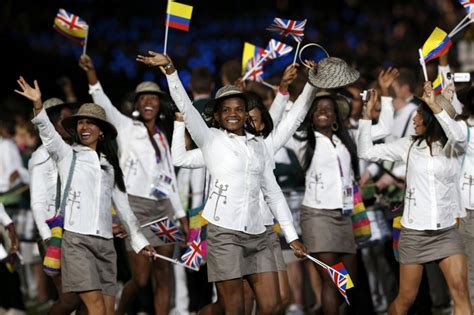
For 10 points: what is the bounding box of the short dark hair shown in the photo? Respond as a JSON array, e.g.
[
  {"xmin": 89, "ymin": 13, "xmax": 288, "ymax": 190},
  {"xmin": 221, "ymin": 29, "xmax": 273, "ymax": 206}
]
[
  {"xmin": 220, "ymin": 59, "xmax": 241, "ymax": 85},
  {"xmin": 394, "ymin": 68, "xmax": 416, "ymax": 93},
  {"xmin": 191, "ymin": 67, "xmax": 213, "ymax": 94}
]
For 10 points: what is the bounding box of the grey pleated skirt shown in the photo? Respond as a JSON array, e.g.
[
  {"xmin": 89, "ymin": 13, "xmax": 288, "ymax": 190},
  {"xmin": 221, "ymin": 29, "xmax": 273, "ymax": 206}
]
[
  {"xmin": 266, "ymin": 226, "xmax": 287, "ymax": 272},
  {"xmin": 399, "ymin": 225, "xmax": 465, "ymax": 265},
  {"xmin": 125, "ymin": 195, "xmax": 175, "ymax": 251},
  {"xmin": 300, "ymin": 205, "xmax": 357, "ymax": 254},
  {"xmin": 206, "ymin": 223, "xmax": 277, "ymax": 282}
]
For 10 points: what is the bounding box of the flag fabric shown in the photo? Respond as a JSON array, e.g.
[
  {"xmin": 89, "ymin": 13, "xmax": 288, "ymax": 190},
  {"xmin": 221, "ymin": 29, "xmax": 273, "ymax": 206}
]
[
  {"xmin": 421, "ymin": 27, "xmax": 452, "ymax": 63},
  {"xmin": 351, "ymin": 184, "xmax": 371, "ymax": 243},
  {"xmin": 187, "ymin": 205, "xmax": 207, "ymax": 260},
  {"xmin": 166, "ymin": 1, "xmax": 193, "ymax": 31},
  {"xmin": 245, "ymin": 57, "xmax": 264, "ymax": 82},
  {"xmin": 242, "ymin": 42, "xmax": 266, "ymax": 74},
  {"xmin": 148, "ymin": 217, "xmax": 185, "ymax": 244},
  {"xmin": 392, "ymin": 216, "xmax": 402, "ymax": 262},
  {"xmin": 266, "ymin": 18, "xmax": 306, "ymax": 42},
  {"xmin": 326, "ymin": 262, "xmax": 354, "ymax": 305},
  {"xmin": 432, "ymin": 74, "xmax": 444, "ymax": 95},
  {"xmin": 179, "ymin": 231, "xmax": 204, "ymax": 271},
  {"xmin": 459, "ymin": 0, "xmax": 474, "ymax": 17},
  {"xmin": 53, "ymin": 9, "xmax": 89, "ymax": 45},
  {"xmin": 264, "ymin": 39, "xmax": 294, "ymax": 60}
]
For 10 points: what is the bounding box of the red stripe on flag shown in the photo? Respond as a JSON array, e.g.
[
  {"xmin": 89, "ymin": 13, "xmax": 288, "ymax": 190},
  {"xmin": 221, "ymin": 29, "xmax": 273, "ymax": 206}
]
[{"xmin": 166, "ymin": 20, "xmax": 190, "ymax": 31}]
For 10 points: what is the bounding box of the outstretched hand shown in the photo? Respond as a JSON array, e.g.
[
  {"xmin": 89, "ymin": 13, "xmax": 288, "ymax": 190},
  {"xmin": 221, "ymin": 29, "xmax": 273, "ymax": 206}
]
[
  {"xmin": 137, "ymin": 51, "xmax": 174, "ymax": 74},
  {"xmin": 14, "ymin": 76, "xmax": 42, "ymax": 109},
  {"xmin": 378, "ymin": 67, "xmax": 399, "ymax": 96}
]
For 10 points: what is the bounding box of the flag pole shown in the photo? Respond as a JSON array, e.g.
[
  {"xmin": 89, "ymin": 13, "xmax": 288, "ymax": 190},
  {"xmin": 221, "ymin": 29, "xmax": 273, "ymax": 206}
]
[
  {"xmin": 153, "ymin": 253, "xmax": 199, "ymax": 271},
  {"xmin": 418, "ymin": 49, "xmax": 428, "ymax": 81},
  {"xmin": 242, "ymin": 50, "xmax": 273, "ymax": 81},
  {"xmin": 449, "ymin": 18, "xmax": 473, "ymax": 37},
  {"xmin": 261, "ymin": 80, "xmax": 278, "ymax": 90},
  {"xmin": 292, "ymin": 41, "xmax": 301, "ymax": 65},
  {"xmin": 449, "ymin": 14, "xmax": 470, "ymax": 37},
  {"xmin": 163, "ymin": 0, "xmax": 171, "ymax": 54},
  {"xmin": 305, "ymin": 254, "xmax": 347, "ymax": 279},
  {"xmin": 82, "ymin": 28, "xmax": 89, "ymax": 55}
]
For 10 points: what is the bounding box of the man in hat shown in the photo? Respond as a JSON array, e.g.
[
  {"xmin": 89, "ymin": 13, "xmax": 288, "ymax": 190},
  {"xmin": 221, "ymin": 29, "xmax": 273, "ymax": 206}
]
[
  {"xmin": 28, "ymin": 97, "xmax": 86, "ymax": 315},
  {"xmin": 79, "ymin": 54, "xmax": 187, "ymax": 315}
]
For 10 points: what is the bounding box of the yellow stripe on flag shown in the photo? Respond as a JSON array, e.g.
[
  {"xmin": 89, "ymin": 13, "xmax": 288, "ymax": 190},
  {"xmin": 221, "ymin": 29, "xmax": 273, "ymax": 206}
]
[
  {"xmin": 346, "ymin": 274, "xmax": 354, "ymax": 289},
  {"xmin": 242, "ymin": 42, "xmax": 257, "ymax": 74},
  {"xmin": 167, "ymin": 1, "xmax": 193, "ymax": 19}
]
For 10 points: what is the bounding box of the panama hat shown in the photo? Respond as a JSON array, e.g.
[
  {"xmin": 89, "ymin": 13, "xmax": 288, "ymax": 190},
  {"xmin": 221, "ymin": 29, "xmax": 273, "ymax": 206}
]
[
  {"xmin": 62, "ymin": 103, "xmax": 118, "ymax": 139},
  {"xmin": 134, "ymin": 81, "xmax": 165, "ymax": 100},
  {"xmin": 43, "ymin": 98, "xmax": 65, "ymax": 111},
  {"xmin": 308, "ymin": 57, "xmax": 360, "ymax": 89},
  {"xmin": 204, "ymin": 85, "xmax": 249, "ymax": 117},
  {"xmin": 435, "ymin": 94, "xmax": 457, "ymax": 119}
]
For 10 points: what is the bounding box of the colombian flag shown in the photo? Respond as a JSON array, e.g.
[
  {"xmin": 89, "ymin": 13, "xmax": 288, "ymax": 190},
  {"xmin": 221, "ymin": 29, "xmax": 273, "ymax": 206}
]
[
  {"xmin": 166, "ymin": 1, "xmax": 193, "ymax": 31},
  {"xmin": 241, "ymin": 42, "xmax": 266, "ymax": 74},
  {"xmin": 421, "ymin": 27, "xmax": 452, "ymax": 63},
  {"xmin": 432, "ymin": 74, "xmax": 443, "ymax": 95}
]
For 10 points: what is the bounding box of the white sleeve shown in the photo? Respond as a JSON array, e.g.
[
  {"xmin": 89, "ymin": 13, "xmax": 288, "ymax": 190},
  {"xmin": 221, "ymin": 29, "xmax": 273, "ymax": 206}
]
[
  {"xmin": 358, "ymin": 119, "xmax": 411, "ymax": 163},
  {"xmin": 370, "ymin": 96, "xmax": 394, "ymax": 141},
  {"xmin": 271, "ymin": 83, "xmax": 316, "ymax": 153},
  {"xmin": 171, "ymin": 121, "xmax": 206, "ymax": 168},
  {"xmin": 28, "ymin": 158, "xmax": 53, "ymax": 240},
  {"xmin": 166, "ymin": 71, "xmax": 211, "ymax": 148},
  {"xmin": 435, "ymin": 111, "xmax": 467, "ymax": 153},
  {"xmin": 0, "ymin": 203, "xmax": 12, "ymax": 227},
  {"xmin": 112, "ymin": 188, "xmax": 149, "ymax": 253},
  {"xmin": 31, "ymin": 109, "xmax": 72, "ymax": 163},
  {"xmin": 260, "ymin": 148, "xmax": 298, "ymax": 243},
  {"xmin": 269, "ymin": 92, "xmax": 290, "ymax": 126}
]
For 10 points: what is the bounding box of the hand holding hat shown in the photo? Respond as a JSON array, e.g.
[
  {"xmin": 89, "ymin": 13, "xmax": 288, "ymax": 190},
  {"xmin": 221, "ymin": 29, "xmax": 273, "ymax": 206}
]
[{"xmin": 308, "ymin": 57, "xmax": 359, "ymax": 89}]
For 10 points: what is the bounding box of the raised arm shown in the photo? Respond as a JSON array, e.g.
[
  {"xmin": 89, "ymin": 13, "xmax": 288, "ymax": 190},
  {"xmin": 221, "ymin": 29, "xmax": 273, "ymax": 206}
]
[
  {"xmin": 15, "ymin": 77, "xmax": 71, "ymax": 162},
  {"xmin": 79, "ymin": 54, "xmax": 133, "ymax": 131},
  {"xmin": 172, "ymin": 119, "xmax": 206, "ymax": 169},
  {"xmin": 421, "ymin": 82, "xmax": 466, "ymax": 152},
  {"xmin": 268, "ymin": 64, "xmax": 298, "ymax": 125},
  {"xmin": 137, "ymin": 52, "xmax": 211, "ymax": 148}
]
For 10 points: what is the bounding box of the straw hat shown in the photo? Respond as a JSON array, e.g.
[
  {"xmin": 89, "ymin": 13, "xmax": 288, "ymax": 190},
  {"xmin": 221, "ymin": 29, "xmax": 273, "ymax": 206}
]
[
  {"xmin": 311, "ymin": 90, "xmax": 351, "ymax": 120},
  {"xmin": 43, "ymin": 98, "xmax": 65, "ymax": 111},
  {"xmin": 134, "ymin": 81, "xmax": 165, "ymax": 100},
  {"xmin": 62, "ymin": 103, "xmax": 118, "ymax": 139},
  {"xmin": 308, "ymin": 57, "xmax": 360, "ymax": 89},
  {"xmin": 204, "ymin": 85, "xmax": 248, "ymax": 116},
  {"xmin": 435, "ymin": 94, "xmax": 457, "ymax": 119}
]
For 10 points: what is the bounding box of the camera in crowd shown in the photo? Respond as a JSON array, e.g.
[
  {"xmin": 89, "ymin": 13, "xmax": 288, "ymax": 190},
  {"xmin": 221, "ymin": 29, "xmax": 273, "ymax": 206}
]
[
  {"xmin": 446, "ymin": 72, "xmax": 471, "ymax": 83},
  {"xmin": 360, "ymin": 90, "xmax": 368, "ymax": 102}
]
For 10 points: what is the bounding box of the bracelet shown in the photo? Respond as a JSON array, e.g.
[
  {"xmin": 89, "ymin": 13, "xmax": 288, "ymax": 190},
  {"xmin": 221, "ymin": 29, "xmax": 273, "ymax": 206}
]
[{"xmin": 163, "ymin": 62, "xmax": 173, "ymax": 71}]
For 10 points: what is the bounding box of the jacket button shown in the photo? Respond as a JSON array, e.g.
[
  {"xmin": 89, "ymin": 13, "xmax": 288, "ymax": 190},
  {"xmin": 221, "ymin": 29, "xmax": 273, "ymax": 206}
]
[{"xmin": 96, "ymin": 230, "xmax": 100, "ymax": 234}]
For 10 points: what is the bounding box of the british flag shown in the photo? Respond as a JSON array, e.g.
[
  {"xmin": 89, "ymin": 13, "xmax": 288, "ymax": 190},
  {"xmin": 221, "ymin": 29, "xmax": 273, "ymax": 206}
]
[
  {"xmin": 266, "ymin": 18, "xmax": 307, "ymax": 42},
  {"xmin": 326, "ymin": 262, "xmax": 354, "ymax": 305},
  {"xmin": 179, "ymin": 233, "xmax": 203, "ymax": 271},
  {"xmin": 53, "ymin": 9, "xmax": 89, "ymax": 45},
  {"xmin": 245, "ymin": 56, "xmax": 264, "ymax": 82},
  {"xmin": 148, "ymin": 217, "xmax": 185, "ymax": 244},
  {"xmin": 263, "ymin": 39, "xmax": 294, "ymax": 61},
  {"xmin": 459, "ymin": 0, "xmax": 474, "ymax": 17}
]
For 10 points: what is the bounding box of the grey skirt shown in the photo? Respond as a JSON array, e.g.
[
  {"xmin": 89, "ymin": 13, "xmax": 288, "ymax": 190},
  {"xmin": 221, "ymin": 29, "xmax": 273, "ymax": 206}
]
[
  {"xmin": 125, "ymin": 195, "xmax": 175, "ymax": 250},
  {"xmin": 300, "ymin": 205, "xmax": 357, "ymax": 254},
  {"xmin": 266, "ymin": 226, "xmax": 286, "ymax": 272},
  {"xmin": 62, "ymin": 230, "xmax": 117, "ymax": 296},
  {"xmin": 399, "ymin": 225, "xmax": 465, "ymax": 265},
  {"xmin": 206, "ymin": 223, "xmax": 277, "ymax": 282}
]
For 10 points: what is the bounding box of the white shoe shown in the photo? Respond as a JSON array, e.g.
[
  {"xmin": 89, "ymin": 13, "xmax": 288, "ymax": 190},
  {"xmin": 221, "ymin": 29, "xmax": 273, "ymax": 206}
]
[{"xmin": 286, "ymin": 304, "xmax": 305, "ymax": 315}]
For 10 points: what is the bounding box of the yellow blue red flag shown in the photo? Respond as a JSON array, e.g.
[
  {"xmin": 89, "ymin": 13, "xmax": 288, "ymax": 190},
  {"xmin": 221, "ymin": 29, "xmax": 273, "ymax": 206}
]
[
  {"xmin": 242, "ymin": 42, "xmax": 266, "ymax": 74},
  {"xmin": 432, "ymin": 74, "xmax": 444, "ymax": 95},
  {"xmin": 53, "ymin": 9, "xmax": 88, "ymax": 45},
  {"xmin": 166, "ymin": 1, "xmax": 193, "ymax": 32},
  {"xmin": 421, "ymin": 27, "xmax": 452, "ymax": 63}
]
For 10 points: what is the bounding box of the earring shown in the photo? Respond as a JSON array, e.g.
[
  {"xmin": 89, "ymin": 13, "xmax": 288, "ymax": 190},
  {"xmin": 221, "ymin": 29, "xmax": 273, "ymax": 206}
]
[
  {"xmin": 99, "ymin": 133, "xmax": 104, "ymax": 140},
  {"xmin": 132, "ymin": 110, "xmax": 139, "ymax": 118},
  {"xmin": 332, "ymin": 122, "xmax": 339, "ymax": 131}
]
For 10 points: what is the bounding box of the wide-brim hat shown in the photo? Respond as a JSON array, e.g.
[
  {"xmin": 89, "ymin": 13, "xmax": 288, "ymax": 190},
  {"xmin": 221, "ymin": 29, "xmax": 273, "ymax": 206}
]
[
  {"xmin": 204, "ymin": 85, "xmax": 249, "ymax": 117},
  {"xmin": 62, "ymin": 103, "xmax": 118, "ymax": 139},
  {"xmin": 308, "ymin": 57, "xmax": 360, "ymax": 89},
  {"xmin": 134, "ymin": 81, "xmax": 165, "ymax": 101},
  {"xmin": 43, "ymin": 97, "xmax": 65, "ymax": 111},
  {"xmin": 435, "ymin": 94, "xmax": 457, "ymax": 119}
]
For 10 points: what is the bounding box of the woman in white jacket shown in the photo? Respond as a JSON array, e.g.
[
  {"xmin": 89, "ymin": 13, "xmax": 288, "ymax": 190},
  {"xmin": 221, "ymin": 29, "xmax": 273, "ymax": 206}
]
[
  {"xmin": 15, "ymin": 77, "xmax": 154, "ymax": 315},
  {"xmin": 359, "ymin": 85, "xmax": 471, "ymax": 315}
]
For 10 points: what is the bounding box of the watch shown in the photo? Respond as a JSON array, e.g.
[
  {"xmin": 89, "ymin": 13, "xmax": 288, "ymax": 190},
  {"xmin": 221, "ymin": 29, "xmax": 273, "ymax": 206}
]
[{"xmin": 163, "ymin": 62, "xmax": 173, "ymax": 71}]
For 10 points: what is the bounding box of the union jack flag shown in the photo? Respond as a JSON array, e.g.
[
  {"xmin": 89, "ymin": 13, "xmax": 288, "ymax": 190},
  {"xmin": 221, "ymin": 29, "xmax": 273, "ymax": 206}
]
[
  {"xmin": 263, "ymin": 39, "xmax": 294, "ymax": 61},
  {"xmin": 179, "ymin": 233, "xmax": 203, "ymax": 271},
  {"xmin": 245, "ymin": 56, "xmax": 264, "ymax": 82},
  {"xmin": 459, "ymin": 0, "xmax": 474, "ymax": 17},
  {"xmin": 148, "ymin": 217, "xmax": 185, "ymax": 244},
  {"xmin": 326, "ymin": 262, "xmax": 354, "ymax": 305},
  {"xmin": 266, "ymin": 18, "xmax": 307, "ymax": 42},
  {"xmin": 53, "ymin": 9, "xmax": 89, "ymax": 45}
]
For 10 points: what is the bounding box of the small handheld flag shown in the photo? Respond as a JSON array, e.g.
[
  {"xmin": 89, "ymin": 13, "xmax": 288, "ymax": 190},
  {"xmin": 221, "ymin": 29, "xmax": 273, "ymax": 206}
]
[
  {"xmin": 143, "ymin": 217, "xmax": 185, "ymax": 244},
  {"xmin": 266, "ymin": 18, "xmax": 306, "ymax": 43},
  {"xmin": 179, "ymin": 232, "xmax": 204, "ymax": 271},
  {"xmin": 459, "ymin": 0, "xmax": 474, "ymax": 18},
  {"xmin": 166, "ymin": 1, "xmax": 193, "ymax": 31},
  {"xmin": 432, "ymin": 74, "xmax": 444, "ymax": 95},
  {"xmin": 421, "ymin": 27, "xmax": 452, "ymax": 63},
  {"xmin": 245, "ymin": 57, "xmax": 264, "ymax": 82},
  {"xmin": 53, "ymin": 9, "xmax": 89, "ymax": 46},
  {"xmin": 264, "ymin": 39, "xmax": 294, "ymax": 61},
  {"xmin": 242, "ymin": 42, "xmax": 266, "ymax": 74}
]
